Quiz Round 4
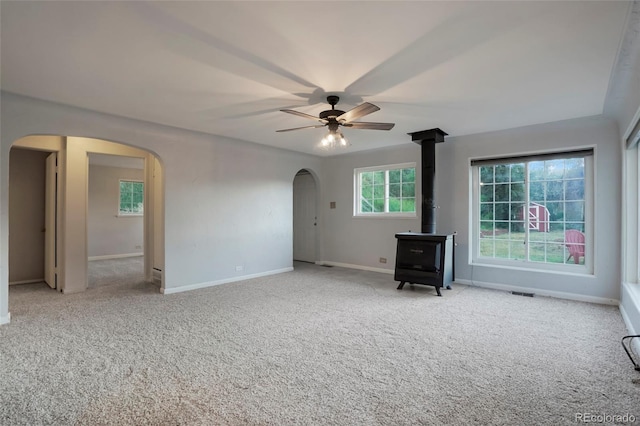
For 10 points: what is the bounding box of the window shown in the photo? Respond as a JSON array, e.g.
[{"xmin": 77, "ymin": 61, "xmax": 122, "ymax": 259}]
[
  {"xmin": 354, "ymin": 163, "xmax": 416, "ymax": 216},
  {"xmin": 621, "ymin": 111, "xmax": 640, "ymax": 284},
  {"xmin": 471, "ymin": 149, "xmax": 593, "ymax": 271},
  {"xmin": 119, "ymin": 180, "xmax": 144, "ymax": 216},
  {"xmin": 636, "ymin": 146, "xmax": 640, "ymax": 283},
  {"xmin": 629, "ymin": 118, "xmax": 640, "ymax": 283}
]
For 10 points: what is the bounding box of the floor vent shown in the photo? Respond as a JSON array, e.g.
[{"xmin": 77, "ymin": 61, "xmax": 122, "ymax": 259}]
[{"xmin": 512, "ymin": 291, "xmax": 535, "ymax": 297}]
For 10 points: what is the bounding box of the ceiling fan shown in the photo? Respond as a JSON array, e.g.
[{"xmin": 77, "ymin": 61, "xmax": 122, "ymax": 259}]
[{"xmin": 276, "ymin": 95, "xmax": 395, "ymax": 146}]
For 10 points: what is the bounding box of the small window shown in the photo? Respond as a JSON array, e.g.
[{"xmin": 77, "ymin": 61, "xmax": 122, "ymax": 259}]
[
  {"xmin": 119, "ymin": 180, "xmax": 144, "ymax": 216},
  {"xmin": 354, "ymin": 163, "xmax": 416, "ymax": 217}
]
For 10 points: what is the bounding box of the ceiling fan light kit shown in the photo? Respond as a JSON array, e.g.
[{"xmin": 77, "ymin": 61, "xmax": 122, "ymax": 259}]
[
  {"xmin": 320, "ymin": 130, "xmax": 348, "ymax": 150},
  {"xmin": 277, "ymin": 95, "xmax": 395, "ymax": 150}
]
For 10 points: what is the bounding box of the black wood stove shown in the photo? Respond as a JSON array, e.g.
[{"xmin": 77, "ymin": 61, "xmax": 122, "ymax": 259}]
[{"xmin": 394, "ymin": 128, "xmax": 455, "ymax": 296}]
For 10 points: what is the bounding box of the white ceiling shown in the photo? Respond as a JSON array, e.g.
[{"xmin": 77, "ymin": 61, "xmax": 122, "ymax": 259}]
[{"xmin": 0, "ymin": 1, "xmax": 632, "ymax": 156}]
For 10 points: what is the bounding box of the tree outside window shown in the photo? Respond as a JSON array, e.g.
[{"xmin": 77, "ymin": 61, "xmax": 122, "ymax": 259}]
[
  {"xmin": 474, "ymin": 152, "xmax": 591, "ymax": 269},
  {"xmin": 119, "ymin": 180, "xmax": 144, "ymax": 215},
  {"xmin": 355, "ymin": 163, "xmax": 416, "ymax": 216}
]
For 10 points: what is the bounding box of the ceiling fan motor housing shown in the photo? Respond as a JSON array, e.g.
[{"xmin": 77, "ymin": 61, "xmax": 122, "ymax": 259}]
[
  {"xmin": 320, "ymin": 95, "xmax": 344, "ymax": 121},
  {"xmin": 319, "ymin": 109, "xmax": 345, "ymax": 120},
  {"xmin": 327, "ymin": 95, "xmax": 340, "ymax": 106}
]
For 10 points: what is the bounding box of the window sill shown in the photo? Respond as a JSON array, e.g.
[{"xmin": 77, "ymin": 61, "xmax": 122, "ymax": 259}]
[
  {"xmin": 353, "ymin": 214, "xmax": 417, "ymax": 219},
  {"xmin": 117, "ymin": 214, "xmax": 143, "ymax": 218},
  {"xmin": 471, "ymin": 260, "xmax": 594, "ymax": 277}
]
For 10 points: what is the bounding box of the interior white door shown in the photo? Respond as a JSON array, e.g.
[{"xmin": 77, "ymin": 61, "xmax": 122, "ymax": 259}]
[
  {"xmin": 293, "ymin": 172, "xmax": 317, "ymax": 262},
  {"xmin": 44, "ymin": 152, "xmax": 57, "ymax": 289}
]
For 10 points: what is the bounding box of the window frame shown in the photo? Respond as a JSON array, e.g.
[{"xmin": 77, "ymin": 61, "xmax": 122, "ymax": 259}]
[
  {"xmin": 634, "ymin": 146, "xmax": 640, "ymax": 283},
  {"xmin": 470, "ymin": 149, "xmax": 594, "ymax": 275},
  {"xmin": 621, "ymin": 107, "xmax": 640, "ymax": 284},
  {"xmin": 637, "ymin": 146, "xmax": 640, "ymax": 283},
  {"xmin": 118, "ymin": 179, "xmax": 144, "ymax": 217},
  {"xmin": 353, "ymin": 162, "xmax": 417, "ymax": 218}
]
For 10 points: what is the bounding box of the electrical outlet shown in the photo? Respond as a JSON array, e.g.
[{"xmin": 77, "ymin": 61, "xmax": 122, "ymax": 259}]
[
  {"xmin": 235, "ymin": 265, "xmax": 244, "ymax": 272},
  {"xmin": 379, "ymin": 257, "xmax": 387, "ymax": 264}
]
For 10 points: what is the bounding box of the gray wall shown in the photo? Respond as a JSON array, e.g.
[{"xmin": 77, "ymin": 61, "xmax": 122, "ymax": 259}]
[
  {"xmin": 0, "ymin": 92, "xmax": 323, "ymax": 323},
  {"xmin": 8, "ymin": 148, "xmax": 49, "ymax": 283},
  {"xmin": 610, "ymin": 1, "xmax": 640, "ymax": 335},
  {"xmin": 0, "ymin": 91, "xmax": 628, "ymax": 323},
  {"xmin": 321, "ymin": 143, "xmax": 421, "ymax": 270},
  {"xmin": 604, "ymin": 0, "xmax": 640, "ymax": 139},
  {"xmin": 437, "ymin": 116, "xmax": 620, "ymax": 301},
  {"xmin": 322, "ymin": 116, "xmax": 621, "ymax": 302},
  {"xmin": 88, "ymin": 164, "xmax": 144, "ymax": 258}
]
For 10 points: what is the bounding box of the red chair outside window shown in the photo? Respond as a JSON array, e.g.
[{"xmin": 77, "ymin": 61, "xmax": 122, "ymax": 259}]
[{"xmin": 565, "ymin": 230, "xmax": 585, "ymax": 264}]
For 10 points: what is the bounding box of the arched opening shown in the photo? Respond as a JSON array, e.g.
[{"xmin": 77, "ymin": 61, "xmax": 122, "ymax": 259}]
[
  {"xmin": 293, "ymin": 169, "xmax": 318, "ymax": 264},
  {"xmin": 87, "ymin": 153, "xmax": 145, "ymax": 289},
  {"xmin": 7, "ymin": 135, "xmax": 165, "ymax": 305}
]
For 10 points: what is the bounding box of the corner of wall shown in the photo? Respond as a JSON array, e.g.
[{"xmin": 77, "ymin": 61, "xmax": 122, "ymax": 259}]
[{"xmin": 620, "ymin": 282, "xmax": 640, "ymax": 335}]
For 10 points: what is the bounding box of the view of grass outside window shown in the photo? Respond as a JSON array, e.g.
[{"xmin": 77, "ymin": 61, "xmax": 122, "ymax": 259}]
[
  {"xmin": 474, "ymin": 152, "xmax": 591, "ymax": 267},
  {"xmin": 119, "ymin": 180, "xmax": 144, "ymax": 215},
  {"xmin": 355, "ymin": 163, "xmax": 416, "ymax": 216}
]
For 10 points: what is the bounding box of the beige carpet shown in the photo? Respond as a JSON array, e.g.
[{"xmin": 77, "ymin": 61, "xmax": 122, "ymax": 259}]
[
  {"xmin": 88, "ymin": 256, "xmax": 144, "ymax": 289},
  {"xmin": 1, "ymin": 261, "xmax": 638, "ymax": 425}
]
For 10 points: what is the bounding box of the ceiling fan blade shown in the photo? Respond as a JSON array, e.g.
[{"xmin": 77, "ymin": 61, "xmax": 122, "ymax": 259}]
[
  {"xmin": 281, "ymin": 109, "xmax": 326, "ymax": 123},
  {"xmin": 276, "ymin": 125, "xmax": 326, "ymax": 133},
  {"xmin": 337, "ymin": 102, "xmax": 380, "ymax": 123},
  {"xmin": 343, "ymin": 122, "xmax": 395, "ymax": 130}
]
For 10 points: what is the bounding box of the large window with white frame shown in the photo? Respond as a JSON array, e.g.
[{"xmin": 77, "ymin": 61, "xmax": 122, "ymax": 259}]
[
  {"xmin": 619, "ymin": 111, "xmax": 640, "ymax": 285},
  {"xmin": 631, "ymin": 127, "xmax": 640, "ymax": 283},
  {"xmin": 619, "ymin": 109, "xmax": 640, "ymax": 285},
  {"xmin": 636, "ymin": 146, "xmax": 640, "ymax": 283},
  {"xmin": 471, "ymin": 149, "xmax": 593, "ymax": 272},
  {"xmin": 354, "ymin": 162, "xmax": 416, "ymax": 217},
  {"xmin": 119, "ymin": 180, "xmax": 144, "ymax": 216}
]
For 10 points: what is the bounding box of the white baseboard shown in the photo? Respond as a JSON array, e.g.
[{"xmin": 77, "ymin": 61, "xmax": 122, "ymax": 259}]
[
  {"xmin": 312, "ymin": 262, "xmax": 618, "ymax": 306},
  {"xmin": 315, "ymin": 261, "xmax": 394, "ymax": 275},
  {"xmin": 455, "ymin": 278, "xmax": 619, "ymax": 305},
  {"xmin": 160, "ymin": 267, "xmax": 294, "ymax": 295},
  {"xmin": 88, "ymin": 253, "xmax": 143, "ymax": 261},
  {"xmin": 0, "ymin": 312, "xmax": 11, "ymax": 325},
  {"xmin": 9, "ymin": 278, "xmax": 44, "ymax": 285}
]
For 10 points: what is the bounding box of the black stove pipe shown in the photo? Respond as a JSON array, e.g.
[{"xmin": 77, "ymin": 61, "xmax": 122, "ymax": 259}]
[{"xmin": 408, "ymin": 128, "xmax": 448, "ymax": 234}]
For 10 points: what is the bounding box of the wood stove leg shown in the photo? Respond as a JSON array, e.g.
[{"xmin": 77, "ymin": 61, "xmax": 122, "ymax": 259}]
[
  {"xmin": 397, "ymin": 281, "xmax": 406, "ymax": 290},
  {"xmin": 446, "ymin": 285, "xmax": 452, "ymax": 290},
  {"xmin": 435, "ymin": 286, "xmax": 442, "ymax": 297}
]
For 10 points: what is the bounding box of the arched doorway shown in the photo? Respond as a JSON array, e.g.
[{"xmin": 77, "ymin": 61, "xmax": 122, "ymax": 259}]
[
  {"xmin": 8, "ymin": 135, "xmax": 165, "ymax": 297},
  {"xmin": 87, "ymin": 153, "xmax": 145, "ymax": 289},
  {"xmin": 293, "ymin": 169, "xmax": 318, "ymax": 263}
]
